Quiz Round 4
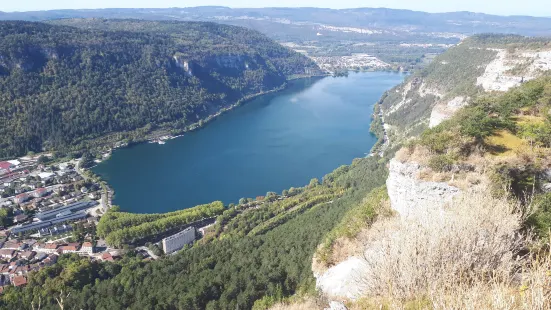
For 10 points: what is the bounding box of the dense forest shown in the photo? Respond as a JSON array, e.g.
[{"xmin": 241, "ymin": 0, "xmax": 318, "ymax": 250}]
[
  {"xmin": 0, "ymin": 156, "xmax": 389, "ymax": 309},
  {"xmin": 0, "ymin": 20, "xmax": 320, "ymax": 158}
]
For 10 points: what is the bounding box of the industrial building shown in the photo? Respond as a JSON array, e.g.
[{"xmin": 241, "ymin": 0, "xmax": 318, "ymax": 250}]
[
  {"xmin": 162, "ymin": 227, "xmax": 196, "ymax": 254},
  {"xmin": 10, "ymin": 211, "xmax": 87, "ymax": 235},
  {"xmin": 35, "ymin": 201, "xmax": 96, "ymax": 221}
]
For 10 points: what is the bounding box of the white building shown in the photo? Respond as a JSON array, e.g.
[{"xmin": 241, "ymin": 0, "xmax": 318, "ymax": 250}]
[
  {"xmin": 162, "ymin": 227, "xmax": 196, "ymax": 254},
  {"xmin": 79, "ymin": 242, "xmax": 95, "ymax": 254}
]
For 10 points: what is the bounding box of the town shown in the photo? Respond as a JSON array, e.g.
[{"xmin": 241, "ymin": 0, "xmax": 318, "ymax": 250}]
[{"xmin": 0, "ymin": 154, "xmax": 204, "ymax": 290}]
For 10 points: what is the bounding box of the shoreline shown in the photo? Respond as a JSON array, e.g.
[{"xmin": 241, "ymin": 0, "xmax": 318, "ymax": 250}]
[
  {"xmin": 86, "ymin": 74, "xmax": 328, "ymax": 210},
  {"xmin": 92, "ymin": 74, "xmax": 329, "ymax": 156}
]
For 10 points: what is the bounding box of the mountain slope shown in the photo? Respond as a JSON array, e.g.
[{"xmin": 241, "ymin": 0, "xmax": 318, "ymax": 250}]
[
  {"xmin": 376, "ymin": 34, "xmax": 551, "ymax": 148},
  {"xmin": 0, "ymin": 20, "xmax": 320, "ymax": 158},
  {"xmin": 313, "ymin": 34, "xmax": 551, "ymax": 309}
]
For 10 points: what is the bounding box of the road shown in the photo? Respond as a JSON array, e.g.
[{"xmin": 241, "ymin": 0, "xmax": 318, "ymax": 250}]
[{"xmin": 137, "ymin": 246, "xmax": 160, "ymax": 260}]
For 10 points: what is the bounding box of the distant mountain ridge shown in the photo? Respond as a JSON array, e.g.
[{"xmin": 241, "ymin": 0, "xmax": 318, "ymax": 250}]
[{"xmin": 1, "ymin": 7, "xmax": 551, "ymax": 37}]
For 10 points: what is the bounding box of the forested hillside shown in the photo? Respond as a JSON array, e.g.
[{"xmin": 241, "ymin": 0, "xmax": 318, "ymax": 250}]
[
  {"xmin": 0, "ymin": 156, "xmax": 389, "ymax": 309},
  {"xmin": 0, "ymin": 20, "xmax": 320, "ymax": 158}
]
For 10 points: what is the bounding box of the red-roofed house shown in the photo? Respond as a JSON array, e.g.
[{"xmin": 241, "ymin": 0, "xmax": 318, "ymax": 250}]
[
  {"xmin": 0, "ymin": 162, "xmax": 14, "ymax": 176},
  {"xmin": 33, "ymin": 188, "xmax": 49, "ymax": 198},
  {"xmin": 14, "ymin": 194, "xmax": 30, "ymax": 204},
  {"xmin": 12, "ymin": 275, "xmax": 26, "ymax": 287},
  {"xmin": 39, "ymin": 243, "xmax": 59, "ymax": 254},
  {"xmin": 59, "ymin": 244, "xmax": 80, "ymax": 254},
  {"xmin": 101, "ymin": 252, "xmax": 114, "ymax": 262}
]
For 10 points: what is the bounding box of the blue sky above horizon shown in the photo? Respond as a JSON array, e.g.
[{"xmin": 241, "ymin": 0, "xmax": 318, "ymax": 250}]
[{"xmin": 1, "ymin": 0, "xmax": 550, "ymax": 17}]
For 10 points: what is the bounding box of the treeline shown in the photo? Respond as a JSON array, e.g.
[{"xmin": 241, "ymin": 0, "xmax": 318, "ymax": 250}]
[
  {"xmin": 98, "ymin": 201, "xmax": 225, "ymax": 247},
  {"xmin": 0, "ymin": 20, "xmax": 320, "ymax": 158},
  {"xmin": 0, "ymin": 156, "xmax": 389, "ymax": 310}
]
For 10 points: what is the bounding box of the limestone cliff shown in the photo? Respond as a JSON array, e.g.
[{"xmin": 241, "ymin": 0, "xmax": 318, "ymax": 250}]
[
  {"xmin": 378, "ymin": 35, "xmax": 551, "ymax": 148},
  {"xmin": 386, "ymin": 159, "xmax": 460, "ymax": 217}
]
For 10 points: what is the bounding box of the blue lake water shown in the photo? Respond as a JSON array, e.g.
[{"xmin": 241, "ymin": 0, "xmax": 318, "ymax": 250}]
[{"xmin": 93, "ymin": 72, "xmax": 404, "ymax": 213}]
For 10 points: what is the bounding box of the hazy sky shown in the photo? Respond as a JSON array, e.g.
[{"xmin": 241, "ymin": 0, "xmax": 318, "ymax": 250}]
[{"xmin": 1, "ymin": 0, "xmax": 550, "ymax": 17}]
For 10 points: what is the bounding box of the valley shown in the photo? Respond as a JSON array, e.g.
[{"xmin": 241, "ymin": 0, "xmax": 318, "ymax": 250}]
[{"xmin": 0, "ymin": 4, "xmax": 550, "ymax": 310}]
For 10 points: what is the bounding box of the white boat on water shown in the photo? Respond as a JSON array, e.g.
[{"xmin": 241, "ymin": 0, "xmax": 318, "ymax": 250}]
[{"xmin": 158, "ymin": 140, "xmax": 166, "ymax": 145}]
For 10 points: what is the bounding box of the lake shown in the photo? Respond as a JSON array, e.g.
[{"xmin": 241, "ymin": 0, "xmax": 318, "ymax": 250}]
[{"xmin": 93, "ymin": 71, "xmax": 405, "ymax": 213}]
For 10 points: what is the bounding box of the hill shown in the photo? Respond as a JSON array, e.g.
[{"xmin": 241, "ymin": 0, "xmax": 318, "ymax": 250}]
[
  {"xmin": 6, "ymin": 7, "xmax": 551, "ymax": 72},
  {"xmin": 0, "ymin": 20, "xmax": 320, "ymax": 158}
]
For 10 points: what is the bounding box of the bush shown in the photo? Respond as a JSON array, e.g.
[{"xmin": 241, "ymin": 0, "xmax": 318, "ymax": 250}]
[
  {"xmin": 526, "ymin": 193, "xmax": 551, "ymax": 239},
  {"xmin": 428, "ymin": 154, "xmax": 456, "ymax": 172},
  {"xmin": 355, "ymin": 192, "xmax": 530, "ymax": 304}
]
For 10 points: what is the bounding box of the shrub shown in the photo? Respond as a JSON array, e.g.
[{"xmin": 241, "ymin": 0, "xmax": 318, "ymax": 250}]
[
  {"xmin": 355, "ymin": 192, "xmax": 530, "ymax": 303},
  {"xmin": 428, "ymin": 154, "xmax": 456, "ymax": 172}
]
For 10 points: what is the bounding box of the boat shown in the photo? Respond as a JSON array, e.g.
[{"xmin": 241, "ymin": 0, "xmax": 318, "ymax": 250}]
[{"xmin": 158, "ymin": 140, "xmax": 166, "ymax": 145}]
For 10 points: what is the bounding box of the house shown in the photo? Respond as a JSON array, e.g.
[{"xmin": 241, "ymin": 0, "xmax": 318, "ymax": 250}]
[
  {"xmin": 19, "ymin": 251, "xmax": 35, "ymax": 260},
  {"xmin": 38, "ymin": 172, "xmax": 54, "ymax": 182},
  {"xmin": 33, "ymin": 188, "xmax": 49, "ymax": 198},
  {"xmin": 12, "ymin": 275, "xmax": 27, "ymax": 287},
  {"xmin": 13, "ymin": 214, "xmax": 28, "ymax": 224},
  {"xmin": 13, "ymin": 194, "xmax": 30, "ymax": 204},
  {"xmin": 101, "ymin": 252, "xmax": 114, "ymax": 262},
  {"xmin": 80, "ymin": 242, "xmax": 94, "ymax": 254},
  {"xmin": 0, "ymin": 250, "xmax": 14, "ymax": 259},
  {"xmin": 40, "ymin": 243, "xmax": 59, "ymax": 254},
  {"xmin": 6, "ymin": 160, "xmax": 20, "ymax": 167},
  {"xmin": 43, "ymin": 255, "xmax": 57, "ymax": 266},
  {"xmin": 35, "ymin": 253, "xmax": 47, "ymax": 261},
  {"xmin": 2, "ymin": 242, "xmax": 21, "ymax": 250},
  {"xmin": 59, "ymin": 244, "xmax": 80, "ymax": 254},
  {"xmin": 0, "ymin": 162, "xmax": 15, "ymax": 176}
]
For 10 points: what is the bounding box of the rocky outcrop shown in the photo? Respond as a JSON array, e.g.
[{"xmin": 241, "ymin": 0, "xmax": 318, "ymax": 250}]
[
  {"xmin": 429, "ymin": 96, "xmax": 468, "ymax": 128},
  {"xmin": 476, "ymin": 49, "xmax": 551, "ymax": 92},
  {"xmin": 541, "ymin": 169, "xmax": 551, "ymax": 193},
  {"xmin": 386, "ymin": 159, "xmax": 461, "ymax": 217},
  {"xmin": 315, "ymin": 257, "xmax": 368, "ymax": 300}
]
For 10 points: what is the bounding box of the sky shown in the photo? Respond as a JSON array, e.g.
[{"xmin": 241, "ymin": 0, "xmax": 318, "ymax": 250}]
[{"xmin": 1, "ymin": 0, "xmax": 549, "ymax": 17}]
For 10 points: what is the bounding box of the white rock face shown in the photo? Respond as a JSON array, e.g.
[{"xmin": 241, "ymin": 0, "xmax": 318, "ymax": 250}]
[
  {"xmin": 418, "ymin": 82, "xmax": 443, "ymax": 98},
  {"xmin": 327, "ymin": 301, "xmax": 348, "ymax": 310},
  {"xmin": 388, "ymin": 81, "xmax": 413, "ymax": 114},
  {"xmin": 477, "ymin": 49, "xmax": 551, "ymax": 92},
  {"xmin": 429, "ymin": 96, "xmax": 468, "ymax": 128},
  {"xmin": 315, "ymin": 257, "xmax": 368, "ymax": 300},
  {"xmin": 386, "ymin": 159, "xmax": 461, "ymax": 217}
]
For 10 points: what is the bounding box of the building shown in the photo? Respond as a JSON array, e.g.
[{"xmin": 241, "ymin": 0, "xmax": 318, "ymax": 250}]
[
  {"xmin": 101, "ymin": 252, "xmax": 114, "ymax": 262},
  {"xmin": 12, "ymin": 275, "xmax": 27, "ymax": 287},
  {"xmin": 0, "ymin": 250, "xmax": 14, "ymax": 259},
  {"xmin": 1, "ymin": 242, "xmax": 21, "ymax": 250},
  {"xmin": 38, "ymin": 243, "xmax": 59, "ymax": 254},
  {"xmin": 35, "ymin": 201, "xmax": 96, "ymax": 221},
  {"xmin": 59, "ymin": 243, "xmax": 81, "ymax": 254},
  {"xmin": 14, "ymin": 194, "xmax": 30, "ymax": 204},
  {"xmin": 33, "ymin": 188, "xmax": 49, "ymax": 198},
  {"xmin": 19, "ymin": 251, "xmax": 35, "ymax": 260},
  {"xmin": 162, "ymin": 227, "xmax": 196, "ymax": 255},
  {"xmin": 10, "ymin": 211, "xmax": 87, "ymax": 235},
  {"xmin": 0, "ymin": 162, "xmax": 15, "ymax": 176},
  {"xmin": 38, "ymin": 172, "xmax": 54, "ymax": 182},
  {"xmin": 13, "ymin": 214, "xmax": 28, "ymax": 223},
  {"xmin": 79, "ymin": 242, "xmax": 94, "ymax": 254}
]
